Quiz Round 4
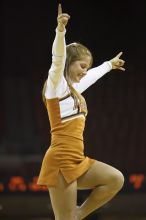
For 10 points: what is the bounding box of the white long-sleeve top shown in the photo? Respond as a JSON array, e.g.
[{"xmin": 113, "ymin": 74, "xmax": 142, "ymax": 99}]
[{"xmin": 45, "ymin": 29, "xmax": 112, "ymax": 120}]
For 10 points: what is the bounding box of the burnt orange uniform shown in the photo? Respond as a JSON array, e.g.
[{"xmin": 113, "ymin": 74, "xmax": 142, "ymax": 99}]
[
  {"xmin": 37, "ymin": 97, "xmax": 95, "ymax": 186},
  {"xmin": 37, "ymin": 29, "xmax": 112, "ymax": 187}
]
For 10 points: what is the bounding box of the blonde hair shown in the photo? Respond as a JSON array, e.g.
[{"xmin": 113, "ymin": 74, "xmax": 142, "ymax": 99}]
[
  {"xmin": 64, "ymin": 42, "xmax": 93, "ymax": 115},
  {"xmin": 42, "ymin": 42, "xmax": 93, "ymax": 115},
  {"xmin": 42, "ymin": 80, "xmax": 47, "ymax": 108},
  {"xmin": 64, "ymin": 42, "xmax": 93, "ymax": 83}
]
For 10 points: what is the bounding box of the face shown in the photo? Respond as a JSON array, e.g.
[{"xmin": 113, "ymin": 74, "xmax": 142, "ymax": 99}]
[{"xmin": 68, "ymin": 56, "xmax": 91, "ymax": 83}]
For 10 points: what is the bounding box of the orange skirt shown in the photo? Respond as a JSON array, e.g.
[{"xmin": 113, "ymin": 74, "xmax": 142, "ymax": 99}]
[{"xmin": 37, "ymin": 134, "xmax": 95, "ymax": 187}]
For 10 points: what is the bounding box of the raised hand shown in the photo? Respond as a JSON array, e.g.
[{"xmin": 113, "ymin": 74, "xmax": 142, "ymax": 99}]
[
  {"xmin": 110, "ymin": 52, "xmax": 125, "ymax": 71},
  {"xmin": 57, "ymin": 4, "xmax": 70, "ymax": 32}
]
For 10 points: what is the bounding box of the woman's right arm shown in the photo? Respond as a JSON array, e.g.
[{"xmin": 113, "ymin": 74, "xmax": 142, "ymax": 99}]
[
  {"xmin": 47, "ymin": 28, "xmax": 66, "ymax": 88},
  {"xmin": 46, "ymin": 4, "xmax": 70, "ymax": 93}
]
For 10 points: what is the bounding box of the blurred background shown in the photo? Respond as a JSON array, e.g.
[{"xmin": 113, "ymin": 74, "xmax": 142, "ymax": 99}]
[{"xmin": 1, "ymin": 0, "xmax": 146, "ymax": 219}]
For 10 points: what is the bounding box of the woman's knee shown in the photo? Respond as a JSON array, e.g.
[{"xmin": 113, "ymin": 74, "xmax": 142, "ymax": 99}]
[{"xmin": 109, "ymin": 170, "xmax": 124, "ymax": 191}]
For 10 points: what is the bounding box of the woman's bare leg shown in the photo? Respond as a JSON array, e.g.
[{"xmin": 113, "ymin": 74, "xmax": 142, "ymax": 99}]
[
  {"xmin": 48, "ymin": 172, "xmax": 77, "ymax": 220},
  {"xmin": 77, "ymin": 161, "xmax": 124, "ymax": 220}
]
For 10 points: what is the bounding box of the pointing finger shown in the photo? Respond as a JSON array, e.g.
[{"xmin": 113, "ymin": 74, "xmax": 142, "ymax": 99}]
[
  {"xmin": 116, "ymin": 51, "xmax": 123, "ymax": 58},
  {"xmin": 58, "ymin": 3, "xmax": 62, "ymax": 16}
]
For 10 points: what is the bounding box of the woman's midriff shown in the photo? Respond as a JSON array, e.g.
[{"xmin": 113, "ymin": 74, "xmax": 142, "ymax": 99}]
[{"xmin": 44, "ymin": 134, "xmax": 85, "ymax": 169}]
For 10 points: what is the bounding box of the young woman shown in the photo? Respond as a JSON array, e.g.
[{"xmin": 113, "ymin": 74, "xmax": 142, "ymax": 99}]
[{"xmin": 37, "ymin": 4, "xmax": 125, "ymax": 220}]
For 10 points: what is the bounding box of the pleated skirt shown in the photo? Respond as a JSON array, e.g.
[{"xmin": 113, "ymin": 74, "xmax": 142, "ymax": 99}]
[{"xmin": 37, "ymin": 134, "xmax": 95, "ymax": 187}]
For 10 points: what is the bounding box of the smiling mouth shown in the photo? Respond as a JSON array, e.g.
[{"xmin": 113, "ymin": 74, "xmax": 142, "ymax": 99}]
[
  {"xmin": 75, "ymin": 74, "xmax": 84, "ymax": 82},
  {"xmin": 78, "ymin": 73, "xmax": 84, "ymax": 79}
]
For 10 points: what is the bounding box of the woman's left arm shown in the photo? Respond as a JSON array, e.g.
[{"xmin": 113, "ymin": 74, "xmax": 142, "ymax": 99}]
[{"xmin": 75, "ymin": 52, "xmax": 125, "ymax": 93}]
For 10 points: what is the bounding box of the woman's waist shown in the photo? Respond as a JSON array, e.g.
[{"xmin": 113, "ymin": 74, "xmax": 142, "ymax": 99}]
[
  {"xmin": 51, "ymin": 131, "xmax": 84, "ymax": 141},
  {"xmin": 51, "ymin": 134, "xmax": 84, "ymax": 148}
]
